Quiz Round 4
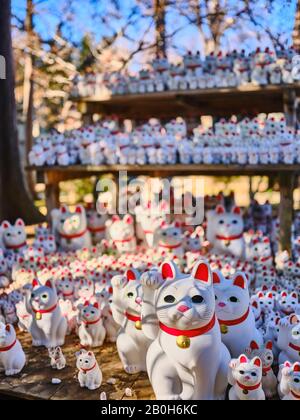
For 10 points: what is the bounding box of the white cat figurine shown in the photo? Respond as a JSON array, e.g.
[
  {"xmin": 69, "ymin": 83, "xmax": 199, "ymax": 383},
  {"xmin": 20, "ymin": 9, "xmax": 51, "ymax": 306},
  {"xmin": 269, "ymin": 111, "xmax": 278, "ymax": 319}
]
[
  {"xmin": 76, "ymin": 349, "xmax": 102, "ymax": 391},
  {"xmin": 78, "ymin": 302, "xmax": 106, "ymax": 348},
  {"xmin": 279, "ymin": 361, "xmax": 300, "ymax": 400},
  {"xmin": 48, "ymin": 346, "xmax": 66, "ymax": 370},
  {"xmin": 278, "ymin": 314, "xmax": 300, "ymax": 364},
  {"xmin": 0, "ymin": 323, "xmax": 26, "ymax": 376}
]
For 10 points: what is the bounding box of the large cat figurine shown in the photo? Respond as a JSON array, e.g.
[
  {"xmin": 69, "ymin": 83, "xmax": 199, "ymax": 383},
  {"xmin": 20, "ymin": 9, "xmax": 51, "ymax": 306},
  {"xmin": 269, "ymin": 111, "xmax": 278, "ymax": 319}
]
[
  {"xmin": 214, "ymin": 270, "xmax": 263, "ymax": 358},
  {"xmin": 107, "ymin": 215, "xmax": 136, "ymax": 254},
  {"xmin": 25, "ymin": 279, "xmax": 68, "ymax": 348},
  {"xmin": 207, "ymin": 205, "xmax": 245, "ymax": 259},
  {"xmin": 52, "ymin": 205, "xmax": 91, "ymax": 252},
  {"xmin": 1, "ymin": 219, "xmax": 27, "ymax": 255},
  {"xmin": 279, "ymin": 361, "xmax": 300, "ymax": 400},
  {"xmin": 141, "ymin": 261, "xmax": 231, "ymax": 400},
  {"xmin": 111, "ymin": 269, "xmax": 151, "ymax": 374},
  {"xmin": 0, "ymin": 323, "xmax": 26, "ymax": 376}
]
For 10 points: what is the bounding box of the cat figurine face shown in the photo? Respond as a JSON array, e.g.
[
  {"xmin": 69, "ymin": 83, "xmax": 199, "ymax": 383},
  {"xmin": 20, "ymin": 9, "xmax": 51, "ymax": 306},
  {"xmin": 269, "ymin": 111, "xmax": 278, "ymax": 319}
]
[
  {"xmin": 257, "ymin": 291, "xmax": 275, "ymax": 314},
  {"xmin": 280, "ymin": 362, "xmax": 300, "ymax": 400},
  {"xmin": 115, "ymin": 269, "xmax": 142, "ymax": 317},
  {"xmin": 246, "ymin": 341, "xmax": 274, "ymax": 371},
  {"xmin": 57, "ymin": 275, "xmax": 74, "ymax": 299},
  {"xmin": 30, "ymin": 279, "xmax": 57, "ymax": 312},
  {"xmin": 156, "ymin": 221, "xmax": 184, "ymax": 256},
  {"xmin": 80, "ymin": 302, "xmax": 101, "ymax": 324},
  {"xmin": 76, "ymin": 278, "xmax": 95, "ymax": 301},
  {"xmin": 183, "ymin": 226, "xmax": 204, "ymax": 253},
  {"xmin": 277, "ymin": 291, "xmax": 298, "ymax": 316},
  {"xmin": 229, "ymin": 355, "xmax": 264, "ymax": 400},
  {"xmin": 107, "ymin": 215, "xmax": 136, "ymax": 253},
  {"xmin": 86, "ymin": 204, "xmax": 108, "ymax": 244},
  {"xmin": 1, "ymin": 219, "xmax": 27, "ymax": 252}
]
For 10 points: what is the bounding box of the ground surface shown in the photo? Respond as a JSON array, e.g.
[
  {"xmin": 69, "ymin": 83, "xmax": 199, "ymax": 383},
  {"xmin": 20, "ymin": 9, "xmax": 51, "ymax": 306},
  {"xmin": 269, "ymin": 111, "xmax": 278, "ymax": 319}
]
[{"xmin": 0, "ymin": 332, "xmax": 155, "ymax": 400}]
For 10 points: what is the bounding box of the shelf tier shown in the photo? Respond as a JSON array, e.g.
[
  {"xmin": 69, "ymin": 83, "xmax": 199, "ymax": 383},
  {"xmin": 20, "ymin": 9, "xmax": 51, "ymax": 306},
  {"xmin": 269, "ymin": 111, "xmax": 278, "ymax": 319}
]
[{"xmin": 73, "ymin": 84, "xmax": 300, "ymax": 120}]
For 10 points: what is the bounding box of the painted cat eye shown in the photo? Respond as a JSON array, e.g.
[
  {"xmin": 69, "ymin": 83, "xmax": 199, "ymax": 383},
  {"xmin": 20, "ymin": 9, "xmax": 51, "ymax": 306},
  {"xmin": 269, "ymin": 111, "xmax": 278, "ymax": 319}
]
[
  {"xmin": 164, "ymin": 295, "xmax": 176, "ymax": 303},
  {"xmin": 127, "ymin": 292, "xmax": 134, "ymax": 298},
  {"xmin": 192, "ymin": 295, "xmax": 204, "ymax": 304},
  {"xmin": 229, "ymin": 296, "xmax": 238, "ymax": 303}
]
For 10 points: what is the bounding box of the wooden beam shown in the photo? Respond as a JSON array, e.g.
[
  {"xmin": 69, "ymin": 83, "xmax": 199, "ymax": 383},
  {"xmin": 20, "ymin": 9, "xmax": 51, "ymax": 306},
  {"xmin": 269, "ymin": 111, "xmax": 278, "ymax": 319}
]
[{"xmin": 279, "ymin": 173, "xmax": 295, "ymax": 254}]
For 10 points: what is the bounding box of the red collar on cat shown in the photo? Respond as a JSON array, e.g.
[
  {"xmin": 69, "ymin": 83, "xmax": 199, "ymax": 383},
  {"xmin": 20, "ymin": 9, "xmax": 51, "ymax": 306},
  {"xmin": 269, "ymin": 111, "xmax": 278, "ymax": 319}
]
[
  {"xmin": 114, "ymin": 237, "xmax": 134, "ymax": 244},
  {"xmin": 159, "ymin": 243, "xmax": 182, "ymax": 250},
  {"xmin": 80, "ymin": 362, "xmax": 97, "ymax": 374},
  {"xmin": 262, "ymin": 366, "xmax": 272, "ymax": 375},
  {"xmin": 291, "ymin": 390, "xmax": 300, "ymax": 400},
  {"xmin": 60, "ymin": 230, "xmax": 87, "ymax": 240},
  {"xmin": 289, "ymin": 342, "xmax": 300, "ymax": 352},
  {"xmin": 32, "ymin": 303, "xmax": 57, "ymax": 315},
  {"xmin": 237, "ymin": 381, "xmax": 261, "ymax": 392},
  {"xmin": 216, "ymin": 233, "xmax": 243, "ymax": 241},
  {"xmin": 6, "ymin": 242, "xmax": 27, "ymax": 250},
  {"xmin": 88, "ymin": 226, "xmax": 106, "ymax": 233},
  {"xmin": 260, "ymin": 256, "xmax": 272, "ymax": 262},
  {"xmin": 62, "ymin": 291, "xmax": 74, "ymax": 298},
  {"xmin": 83, "ymin": 316, "xmax": 101, "ymax": 326},
  {"xmin": 125, "ymin": 312, "xmax": 141, "ymax": 323},
  {"xmin": 218, "ymin": 307, "xmax": 250, "ymax": 327},
  {"xmin": 159, "ymin": 314, "xmax": 216, "ymax": 338},
  {"xmin": 0, "ymin": 339, "xmax": 17, "ymax": 352}
]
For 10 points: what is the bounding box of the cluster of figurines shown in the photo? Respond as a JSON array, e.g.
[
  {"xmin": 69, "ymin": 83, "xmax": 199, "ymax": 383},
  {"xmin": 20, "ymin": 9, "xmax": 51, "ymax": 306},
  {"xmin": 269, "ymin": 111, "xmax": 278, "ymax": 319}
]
[
  {"xmin": 28, "ymin": 114, "xmax": 300, "ymax": 167},
  {"xmin": 1, "ymin": 192, "xmax": 300, "ymax": 400},
  {"xmin": 71, "ymin": 47, "xmax": 299, "ymax": 98}
]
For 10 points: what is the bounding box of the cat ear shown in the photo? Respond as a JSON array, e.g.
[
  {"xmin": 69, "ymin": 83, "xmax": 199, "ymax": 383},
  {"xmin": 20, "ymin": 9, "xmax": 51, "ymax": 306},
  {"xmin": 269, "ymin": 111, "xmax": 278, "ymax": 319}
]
[
  {"xmin": 124, "ymin": 215, "xmax": 133, "ymax": 225},
  {"xmin": 239, "ymin": 355, "xmax": 248, "ymax": 364},
  {"xmin": 15, "ymin": 219, "xmax": 25, "ymax": 227},
  {"xmin": 281, "ymin": 291, "xmax": 287, "ymax": 298},
  {"xmin": 84, "ymin": 301, "xmax": 89, "ymax": 307},
  {"xmin": 45, "ymin": 280, "xmax": 54, "ymax": 289},
  {"xmin": 215, "ymin": 205, "xmax": 225, "ymax": 215},
  {"xmin": 174, "ymin": 221, "xmax": 181, "ymax": 229},
  {"xmin": 252, "ymin": 300, "xmax": 258, "ymax": 309},
  {"xmin": 160, "ymin": 261, "xmax": 178, "ymax": 281},
  {"xmin": 93, "ymin": 302, "xmax": 99, "ymax": 309},
  {"xmin": 252, "ymin": 357, "xmax": 261, "ymax": 368},
  {"xmin": 60, "ymin": 205, "xmax": 68, "ymax": 214},
  {"xmin": 250, "ymin": 341, "xmax": 259, "ymax": 351},
  {"xmin": 1, "ymin": 221, "xmax": 11, "ymax": 230},
  {"xmin": 258, "ymin": 292, "xmax": 264, "ymax": 298},
  {"xmin": 232, "ymin": 273, "xmax": 247, "ymax": 290},
  {"xmin": 75, "ymin": 205, "xmax": 84, "ymax": 214},
  {"xmin": 212, "ymin": 270, "xmax": 222, "ymax": 285},
  {"xmin": 266, "ymin": 341, "xmax": 273, "ymax": 351},
  {"xmin": 292, "ymin": 292, "xmax": 298, "ymax": 299},
  {"xmin": 87, "ymin": 351, "xmax": 93, "ymax": 356},
  {"xmin": 32, "ymin": 279, "xmax": 40, "ymax": 288},
  {"xmin": 263, "ymin": 237, "xmax": 270, "ymax": 244},
  {"xmin": 192, "ymin": 261, "xmax": 212, "ymax": 286},
  {"xmin": 126, "ymin": 269, "xmax": 139, "ymax": 281},
  {"xmin": 232, "ymin": 206, "xmax": 241, "ymax": 215},
  {"xmin": 284, "ymin": 361, "xmax": 292, "ymax": 368},
  {"xmin": 294, "ymin": 363, "xmax": 300, "ymax": 373}
]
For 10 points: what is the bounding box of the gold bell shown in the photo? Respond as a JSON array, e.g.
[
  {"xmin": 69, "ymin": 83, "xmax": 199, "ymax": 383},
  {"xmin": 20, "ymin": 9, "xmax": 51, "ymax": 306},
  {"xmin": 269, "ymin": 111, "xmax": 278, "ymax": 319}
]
[
  {"xmin": 176, "ymin": 335, "xmax": 191, "ymax": 349},
  {"xmin": 220, "ymin": 324, "xmax": 228, "ymax": 335},
  {"xmin": 225, "ymin": 240, "xmax": 231, "ymax": 247},
  {"xmin": 36, "ymin": 312, "xmax": 42, "ymax": 321},
  {"xmin": 135, "ymin": 320, "xmax": 142, "ymax": 330}
]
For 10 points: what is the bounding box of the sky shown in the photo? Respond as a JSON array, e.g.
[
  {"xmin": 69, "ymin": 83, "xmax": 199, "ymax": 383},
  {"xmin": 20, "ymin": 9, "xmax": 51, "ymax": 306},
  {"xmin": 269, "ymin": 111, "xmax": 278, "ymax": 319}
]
[{"xmin": 11, "ymin": 0, "xmax": 298, "ymax": 69}]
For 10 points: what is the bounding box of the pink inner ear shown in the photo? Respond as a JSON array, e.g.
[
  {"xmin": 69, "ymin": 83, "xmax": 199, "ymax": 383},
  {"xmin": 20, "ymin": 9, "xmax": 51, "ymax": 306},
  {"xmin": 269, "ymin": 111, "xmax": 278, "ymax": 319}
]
[
  {"xmin": 174, "ymin": 221, "xmax": 181, "ymax": 228},
  {"xmin": 292, "ymin": 293, "xmax": 298, "ymax": 299},
  {"xmin": 161, "ymin": 263, "xmax": 175, "ymax": 280},
  {"xmin": 233, "ymin": 275, "xmax": 245, "ymax": 289},
  {"xmin": 93, "ymin": 302, "xmax": 99, "ymax": 309},
  {"xmin": 212, "ymin": 272, "xmax": 220, "ymax": 284},
  {"xmin": 266, "ymin": 341, "xmax": 273, "ymax": 350},
  {"xmin": 232, "ymin": 206, "xmax": 241, "ymax": 215},
  {"xmin": 124, "ymin": 215, "xmax": 133, "ymax": 225},
  {"xmin": 294, "ymin": 364, "xmax": 300, "ymax": 372},
  {"xmin": 45, "ymin": 280, "xmax": 52, "ymax": 289},
  {"xmin": 75, "ymin": 206, "xmax": 82, "ymax": 214},
  {"xmin": 290, "ymin": 315, "xmax": 299, "ymax": 325},
  {"xmin": 267, "ymin": 292, "xmax": 273, "ymax": 299},
  {"xmin": 60, "ymin": 206, "xmax": 67, "ymax": 214},
  {"xmin": 32, "ymin": 279, "xmax": 39, "ymax": 288},
  {"xmin": 258, "ymin": 292, "xmax": 264, "ymax": 298},
  {"xmin": 253, "ymin": 358, "xmax": 261, "ymax": 367},
  {"xmin": 252, "ymin": 301, "xmax": 258, "ymax": 309},
  {"xmin": 239, "ymin": 355, "xmax": 248, "ymax": 364},
  {"xmin": 2, "ymin": 222, "xmax": 9, "ymax": 229},
  {"xmin": 87, "ymin": 351, "xmax": 92, "ymax": 356},
  {"xmin": 262, "ymin": 285, "xmax": 268, "ymax": 291},
  {"xmin": 216, "ymin": 205, "xmax": 225, "ymax": 214},
  {"xmin": 282, "ymin": 292, "xmax": 287, "ymax": 297},
  {"xmin": 84, "ymin": 301, "xmax": 89, "ymax": 307},
  {"xmin": 194, "ymin": 263, "xmax": 209, "ymax": 282},
  {"xmin": 126, "ymin": 270, "xmax": 136, "ymax": 281},
  {"xmin": 250, "ymin": 341, "xmax": 259, "ymax": 350},
  {"xmin": 263, "ymin": 238, "xmax": 270, "ymax": 243},
  {"xmin": 16, "ymin": 219, "xmax": 24, "ymax": 227},
  {"xmin": 284, "ymin": 361, "xmax": 292, "ymax": 368}
]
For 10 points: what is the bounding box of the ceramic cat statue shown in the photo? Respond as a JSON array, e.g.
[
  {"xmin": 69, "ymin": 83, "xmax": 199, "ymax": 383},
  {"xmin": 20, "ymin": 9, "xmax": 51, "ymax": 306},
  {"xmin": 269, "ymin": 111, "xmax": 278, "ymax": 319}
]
[
  {"xmin": 207, "ymin": 205, "xmax": 245, "ymax": 259},
  {"xmin": 48, "ymin": 346, "xmax": 66, "ymax": 370},
  {"xmin": 141, "ymin": 261, "xmax": 231, "ymax": 400},
  {"xmin": 246, "ymin": 340, "xmax": 277, "ymax": 398},
  {"xmin": 0, "ymin": 323, "xmax": 26, "ymax": 376},
  {"xmin": 52, "ymin": 205, "xmax": 91, "ymax": 252},
  {"xmin": 86, "ymin": 203, "xmax": 109, "ymax": 245},
  {"xmin": 78, "ymin": 302, "xmax": 106, "ymax": 348},
  {"xmin": 228, "ymin": 355, "xmax": 265, "ymax": 400},
  {"xmin": 278, "ymin": 314, "xmax": 300, "ymax": 364},
  {"xmin": 111, "ymin": 269, "xmax": 152, "ymax": 374},
  {"xmin": 279, "ymin": 361, "xmax": 300, "ymax": 400},
  {"xmin": 76, "ymin": 349, "xmax": 102, "ymax": 391},
  {"xmin": 26, "ymin": 278, "xmax": 68, "ymax": 348},
  {"xmin": 155, "ymin": 221, "xmax": 184, "ymax": 258},
  {"xmin": 214, "ymin": 270, "xmax": 263, "ymax": 358},
  {"xmin": 107, "ymin": 215, "xmax": 136, "ymax": 254},
  {"xmin": 1, "ymin": 219, "xmax": 27, "ymax": 255}
]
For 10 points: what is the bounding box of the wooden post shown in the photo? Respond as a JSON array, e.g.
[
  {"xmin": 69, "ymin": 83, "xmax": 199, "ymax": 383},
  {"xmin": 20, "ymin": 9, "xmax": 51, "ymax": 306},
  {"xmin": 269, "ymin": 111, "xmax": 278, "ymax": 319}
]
[
  {"xmin": 283, "ymin": 89, "xmax": 297, "ymax": 128},
  {"xmin": 45, "ymin": 171, "xmax": 60, "ymax": 222},
  {"xmin": 279, "ymin": 173, "xmax": 294, "ymax": 254}
]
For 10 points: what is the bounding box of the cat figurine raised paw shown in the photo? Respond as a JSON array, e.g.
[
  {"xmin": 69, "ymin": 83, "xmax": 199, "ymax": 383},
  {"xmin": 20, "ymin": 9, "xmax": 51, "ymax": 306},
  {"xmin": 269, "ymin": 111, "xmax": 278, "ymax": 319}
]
[{"xmin": 279, "ymin": 361, "xmax": 300, "ymax": 400}]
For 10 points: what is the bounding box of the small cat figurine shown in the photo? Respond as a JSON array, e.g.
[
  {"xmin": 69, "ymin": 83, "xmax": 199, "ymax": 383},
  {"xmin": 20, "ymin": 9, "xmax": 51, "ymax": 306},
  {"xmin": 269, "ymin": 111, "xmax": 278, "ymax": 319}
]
[
  {"xmin": 277, "ymin": 291, "xmax": 298, "ymax": 317},
  {"xmin": 246, "ymin": 340, "xmax": 277, "ymax": 398},
  {"xmin": 279, "ymin": 361, "xmax": 300, "ymax": 400},
  {"xmin": 141, "ymin": 261, "xmax": 231, "ymax": 400},
  {"xmin": 111, "ymin": 269, "xmax": 151, "ymax": 374},
  {"xmin": 155, "ymin": 221, "xmax": 184, "ymax": 258},
  {"xmin": 0, "ymin": 323, "xmax": 26, "ymax": 376},
  {"xmin": 278, "ymin": 314, "xmax": 300, "ymax": 364},
  {"xmin": 78, "ymin": 302, "xmax": 106, "ymax": 348},
  {"xmin": 228, "ymin": 355, "xmax": 265, "ymax": 400},
  {"xmin": 107, "ymin": 215, "xmax": 136, "ymax": 254},
  {"xmin": 86, "ymin": 204, "xmax": 108, "ymax": 245},
  {"xmin": 48, "ymin": 346, "xmax": 66, "ymax": 370},
  {"xmin": 52, "ymin": 205, "xmax": 91, "ymax": 252},
  {"xmin": 214, "ymin": 270, "xmax": 263, "ymax": 358},
  {"xmin": 26, "ymin": 278, "xmax": 68, "ymax": 348},
  {"xmin": 206, "ymin": 205, "xmax": 245, "ymax": 259},
  {"xmin": 76, "ymin": 349, "xmax": 102, "ymax": 391},
  {"xmin": 1, "ymin": 219, "xmax": 27, "ymax": 255},
  {"xmin": 57, "ymin": 276, "xmax": 75, "ymax": 300}
]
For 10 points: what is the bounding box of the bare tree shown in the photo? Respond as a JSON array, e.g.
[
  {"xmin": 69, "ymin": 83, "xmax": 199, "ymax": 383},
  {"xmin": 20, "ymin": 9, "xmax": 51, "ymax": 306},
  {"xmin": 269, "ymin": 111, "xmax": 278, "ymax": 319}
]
[
  {"xmin": 294, "ymin": 0, "xmax": 300, "ymax": 52},
  {"xmin": 0, "ymin": 0, "xmax": 43, "ymax": 223}
]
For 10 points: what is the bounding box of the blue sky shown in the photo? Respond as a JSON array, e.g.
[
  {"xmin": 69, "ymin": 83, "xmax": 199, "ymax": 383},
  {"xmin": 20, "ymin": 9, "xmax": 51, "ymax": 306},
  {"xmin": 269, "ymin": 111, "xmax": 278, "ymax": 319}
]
[{"xmin": 12, "ymin": 0, "xmax": 298, "ymax": 68}]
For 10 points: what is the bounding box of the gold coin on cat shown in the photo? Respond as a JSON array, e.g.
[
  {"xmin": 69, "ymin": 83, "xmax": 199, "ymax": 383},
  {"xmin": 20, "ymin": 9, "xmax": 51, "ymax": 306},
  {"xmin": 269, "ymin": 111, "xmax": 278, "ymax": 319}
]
[
  {"xmin": 220, "ymin": 324, "xmax": 228, "ymax": 335},
  {"xmin": 35, "ymin": 312, "xmax": 42, "ymax": 321},
  {"xmin": 135, "ymin": 320, "xmax": 142, "ymax": 330},
  {"xmin": 176, "ymin": 335, "xmax": 190, "ymax": 349},
  {"xmin": 225, "ymin": 240, "xmax": 231, "ymax": 247}
]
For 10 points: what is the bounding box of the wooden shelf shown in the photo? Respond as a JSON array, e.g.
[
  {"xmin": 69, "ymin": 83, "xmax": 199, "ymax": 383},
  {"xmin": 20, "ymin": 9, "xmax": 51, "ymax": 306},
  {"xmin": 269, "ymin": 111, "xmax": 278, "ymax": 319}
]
[{"xmin": 74, "ymin": 83, "xmax": 300, "ymax": 120}]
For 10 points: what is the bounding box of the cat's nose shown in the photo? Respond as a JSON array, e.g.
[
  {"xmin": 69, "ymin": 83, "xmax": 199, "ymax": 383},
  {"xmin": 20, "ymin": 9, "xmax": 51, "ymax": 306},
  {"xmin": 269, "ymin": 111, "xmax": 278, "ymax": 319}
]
[
  {"xmin": 178, "ymin": 305, "xmax": 190, "ymax": 313},
  {"xmin": 135, "ymin": 297, "xmax": 142, "ymax": 305},
  {"xmin": 244, "ymin": 376, "xmax": 251, "ymax": 381},
  {"xmin": 218, "ymin": 302, "xmax": 226, "ymax": 308}
]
